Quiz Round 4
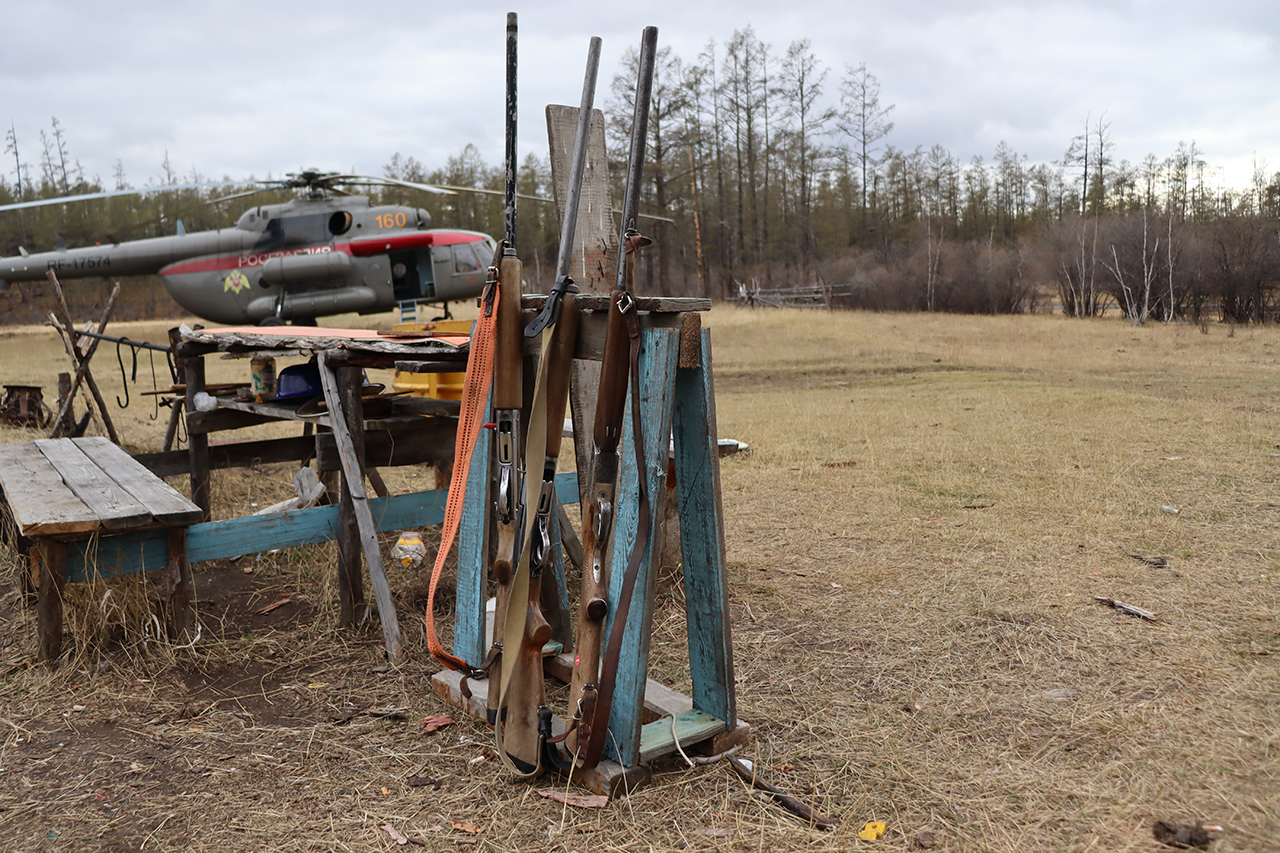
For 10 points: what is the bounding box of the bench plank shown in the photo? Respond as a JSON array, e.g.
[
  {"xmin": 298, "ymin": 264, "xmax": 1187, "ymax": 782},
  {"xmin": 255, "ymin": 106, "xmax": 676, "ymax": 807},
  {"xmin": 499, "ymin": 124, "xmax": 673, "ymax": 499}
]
[
  {"xmin": 73, "ymin": 437, "xmax": 201, "ymax": 526},
  {"xmin": 34, "ymin": 439, "xmax": 152, "ymax": 531},
  {"xmin": 0, "ymin": 442, "xmax": 99, "ymax": 536}
]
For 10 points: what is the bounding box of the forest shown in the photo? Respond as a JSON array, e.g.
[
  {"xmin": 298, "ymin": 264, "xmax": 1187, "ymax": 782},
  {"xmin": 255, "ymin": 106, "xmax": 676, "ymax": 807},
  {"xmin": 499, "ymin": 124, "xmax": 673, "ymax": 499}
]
[{"xmin": 5, "ymin": 26, "xmax": 1280, "ymax": 324}]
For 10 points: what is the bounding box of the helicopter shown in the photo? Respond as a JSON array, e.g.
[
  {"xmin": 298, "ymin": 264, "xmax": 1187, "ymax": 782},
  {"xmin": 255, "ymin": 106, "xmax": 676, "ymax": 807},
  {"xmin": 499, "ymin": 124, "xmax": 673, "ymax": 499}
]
[{"xmin": 0, "ymin": 169, "xmax": 498, "ymax": 325}]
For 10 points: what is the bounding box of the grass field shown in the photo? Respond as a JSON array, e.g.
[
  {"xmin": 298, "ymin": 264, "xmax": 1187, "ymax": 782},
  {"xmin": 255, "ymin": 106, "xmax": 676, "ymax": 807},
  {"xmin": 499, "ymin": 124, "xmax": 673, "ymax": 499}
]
[{"xmin": 0, "ymin": 304, "xmax": 1276, "ymax": 852}]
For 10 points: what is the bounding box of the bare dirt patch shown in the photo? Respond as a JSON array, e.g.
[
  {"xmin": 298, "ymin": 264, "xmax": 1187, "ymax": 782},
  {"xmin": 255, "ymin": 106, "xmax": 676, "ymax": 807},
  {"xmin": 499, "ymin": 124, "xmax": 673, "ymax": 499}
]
[{"xmin": 0, "ymin": 305, "xmax": 1277, "ymax": 852}]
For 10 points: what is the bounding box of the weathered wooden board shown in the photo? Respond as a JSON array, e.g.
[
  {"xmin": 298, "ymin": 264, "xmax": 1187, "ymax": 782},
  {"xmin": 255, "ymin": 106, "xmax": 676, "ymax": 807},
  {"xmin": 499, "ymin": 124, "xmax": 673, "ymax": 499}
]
[
  {"xmin": 636, "ymin": 709, "xmax": 727, "ymax": 763},
  {"xmin": 318, "ymin": 352, "xmax": 401, "ymax": 661},
  {"xmin": 73, "ymin": 437, "xmax": 201, "ymax": 526},
  {"xmin": 34, "ymin": 439, "xmax": 152, "ymax": 531},
  {"xmin": 672, "ymin": 329, "xmax": 736, "ymax": 725},
  {"xmin": 454, "ymin": 391, "xmax": 493, "ymax": 669},
  {"xmin": 601, "ymin": 327, "xmax": 680, "ymax": 768},
  {"xmin": 546, "ymin": 105, "xmax": 615, "ymax": 295},
  {"xmin": 135, "ymin": 435, "xmax": 316, "ymax": 479},
  {"xmin": 0, "ymin": 442, "xmax": 97, "ymax": 537}
]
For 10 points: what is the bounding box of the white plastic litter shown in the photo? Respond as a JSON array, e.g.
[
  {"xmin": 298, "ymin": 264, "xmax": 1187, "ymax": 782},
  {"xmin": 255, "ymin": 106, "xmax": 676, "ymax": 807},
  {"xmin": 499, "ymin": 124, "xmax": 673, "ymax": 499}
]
[{"xmin": 393, "ymin": 532, "xmax": 426, "ymax": 569}]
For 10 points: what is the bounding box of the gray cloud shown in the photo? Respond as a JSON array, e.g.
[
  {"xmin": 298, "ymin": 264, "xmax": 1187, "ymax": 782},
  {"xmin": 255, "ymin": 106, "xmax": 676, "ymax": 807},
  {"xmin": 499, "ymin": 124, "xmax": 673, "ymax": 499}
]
[{"xmin": 4, "ymin": 0, "xmax": 1280, "ymax": 194}]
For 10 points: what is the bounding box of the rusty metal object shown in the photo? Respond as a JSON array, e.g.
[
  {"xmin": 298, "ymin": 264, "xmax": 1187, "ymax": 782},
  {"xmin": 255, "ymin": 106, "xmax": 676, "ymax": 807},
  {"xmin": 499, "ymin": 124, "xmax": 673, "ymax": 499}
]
[{"xmin": 2, "ymin": 385, "xmax": 51, "ymax": 428}]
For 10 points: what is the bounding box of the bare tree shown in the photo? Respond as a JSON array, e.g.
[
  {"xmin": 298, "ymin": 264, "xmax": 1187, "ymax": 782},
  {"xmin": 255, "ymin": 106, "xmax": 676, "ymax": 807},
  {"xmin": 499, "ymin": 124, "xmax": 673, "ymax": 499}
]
[
  {"xmin": 837, "ymin": 63, "xmax": 894, "ymax": 243},
  {"xmin": 778, "ymin": 38, "xmax": 834, "ymax": 282}
]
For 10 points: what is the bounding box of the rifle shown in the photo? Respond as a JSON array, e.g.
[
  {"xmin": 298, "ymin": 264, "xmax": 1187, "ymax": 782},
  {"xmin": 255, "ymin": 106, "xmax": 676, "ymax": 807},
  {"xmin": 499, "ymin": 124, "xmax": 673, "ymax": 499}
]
[
  {"xmin": 487, "ymin": 10, "xmax": 523, "ymax": 729},
  {"xmin": 567, "ymin": 25, "xmax": 658, "ymax": 770},
  {"xmin": 494, "ymin": 35, "xmax": 601, "ymax": 778}
]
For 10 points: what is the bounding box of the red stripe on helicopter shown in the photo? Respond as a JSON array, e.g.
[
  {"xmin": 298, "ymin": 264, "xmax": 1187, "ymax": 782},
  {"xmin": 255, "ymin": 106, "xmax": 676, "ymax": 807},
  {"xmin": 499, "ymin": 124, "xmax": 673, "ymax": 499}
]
[
  {"xmin": 159, "ymin": 231, "xmax": 487, "ymax": 275},
  {"xmin": 347, "ymin": 231, "xmax": 484, "ymax": 256}
]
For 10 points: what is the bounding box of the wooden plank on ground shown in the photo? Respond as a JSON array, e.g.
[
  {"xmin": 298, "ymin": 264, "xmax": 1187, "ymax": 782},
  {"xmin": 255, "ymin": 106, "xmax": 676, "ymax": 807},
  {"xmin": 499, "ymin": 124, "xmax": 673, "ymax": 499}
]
[
  {"xmin": 73, "ymin": 437, "xmax": 201, "ymax": 525},
  {"xmin": 430, "ymin": 668, "xmax": 653, "ymax": 797},
  {"xmin": 0, "ymin": 442, "xmax": 98, "ymax": 536},
  {"xmin": 34, "ymin": 439, "xmax": 152, "ymax": 530},
  {"xmin": 637, "ymin": 709, "xmax": 726, "ymax": 763}
]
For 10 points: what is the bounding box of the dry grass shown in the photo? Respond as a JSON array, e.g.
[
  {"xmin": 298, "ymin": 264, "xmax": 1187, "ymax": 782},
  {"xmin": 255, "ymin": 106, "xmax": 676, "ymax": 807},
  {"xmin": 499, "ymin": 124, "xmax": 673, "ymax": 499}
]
[{"xmin": 0, "ymin": 305, "xmax": 1277, "ymax": 851}]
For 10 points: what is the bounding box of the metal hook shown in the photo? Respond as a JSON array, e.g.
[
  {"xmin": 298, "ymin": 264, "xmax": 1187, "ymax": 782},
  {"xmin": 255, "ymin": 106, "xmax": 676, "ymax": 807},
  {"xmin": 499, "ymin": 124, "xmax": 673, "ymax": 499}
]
[
  {"xmin": 115, "ymin": 341, "xmax": 130, "ymax": 408},
  {"xmin": 148, "ymin": 349, "xmax": 160, "ymax": 421}
]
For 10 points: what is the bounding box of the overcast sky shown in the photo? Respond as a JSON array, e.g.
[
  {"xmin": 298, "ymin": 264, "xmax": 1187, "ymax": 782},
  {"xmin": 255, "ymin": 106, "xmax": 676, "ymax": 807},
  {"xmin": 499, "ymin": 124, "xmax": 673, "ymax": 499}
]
[{"xmin": 5, "ymin": 0, "xmax": 1280, "ymax": 195}]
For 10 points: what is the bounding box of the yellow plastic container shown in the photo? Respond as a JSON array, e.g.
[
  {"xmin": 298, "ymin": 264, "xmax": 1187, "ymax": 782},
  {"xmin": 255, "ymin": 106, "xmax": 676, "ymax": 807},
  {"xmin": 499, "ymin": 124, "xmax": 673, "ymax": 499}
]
[{"xmin": 392, "ymin": 319, "xmax": 471, "ymax": 401}]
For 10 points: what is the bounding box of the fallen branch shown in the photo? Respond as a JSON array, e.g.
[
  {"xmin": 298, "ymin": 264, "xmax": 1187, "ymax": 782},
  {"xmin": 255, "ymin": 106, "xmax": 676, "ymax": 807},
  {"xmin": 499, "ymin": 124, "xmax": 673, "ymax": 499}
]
[
  {"xmin": 727, "ymin": 756, "xmax": 837, "ymax": 830},
  {"xmin": 1094, "ymin": 596, "xmax": 1158, "ymax": 622}
]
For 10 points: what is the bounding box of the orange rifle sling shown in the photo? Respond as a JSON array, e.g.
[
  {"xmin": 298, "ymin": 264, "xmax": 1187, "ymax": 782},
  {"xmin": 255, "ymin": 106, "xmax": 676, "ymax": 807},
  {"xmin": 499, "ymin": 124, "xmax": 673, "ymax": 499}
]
[{"xmin": 424, "ymin": 281, "xmax": 501, "ymax": 674}]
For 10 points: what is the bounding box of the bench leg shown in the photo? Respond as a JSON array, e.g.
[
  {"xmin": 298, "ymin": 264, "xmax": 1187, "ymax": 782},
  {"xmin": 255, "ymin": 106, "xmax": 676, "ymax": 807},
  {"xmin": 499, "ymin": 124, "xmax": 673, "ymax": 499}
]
[
  {"xmin": 166, "ymin": 528, "xmax": 198, "ymax": 643},
  {"xmin": 35, "ymin": 540, "xmax": 67, "ymax": 662}
]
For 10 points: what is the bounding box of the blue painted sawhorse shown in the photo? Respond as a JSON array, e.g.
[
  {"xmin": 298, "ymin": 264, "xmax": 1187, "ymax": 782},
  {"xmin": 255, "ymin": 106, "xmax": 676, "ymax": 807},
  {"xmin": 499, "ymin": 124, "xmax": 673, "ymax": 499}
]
[{"xmin": 431, "ymin": 299, "xmax": 747, "ymax": 796}]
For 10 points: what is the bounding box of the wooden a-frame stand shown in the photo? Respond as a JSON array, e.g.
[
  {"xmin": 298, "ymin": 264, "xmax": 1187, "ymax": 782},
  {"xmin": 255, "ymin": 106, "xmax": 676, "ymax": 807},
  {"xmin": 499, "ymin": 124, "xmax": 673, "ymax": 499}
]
[{"xmin": 431, "ymin": 296, "xmax": 748, "ymax": 796}]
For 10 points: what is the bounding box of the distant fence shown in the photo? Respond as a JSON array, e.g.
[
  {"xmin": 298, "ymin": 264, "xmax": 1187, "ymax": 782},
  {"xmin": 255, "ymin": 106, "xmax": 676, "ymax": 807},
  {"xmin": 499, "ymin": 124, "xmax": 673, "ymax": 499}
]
[{"xmin": 731, "ymin": 278, "xmax": 857, "ymax": 309}]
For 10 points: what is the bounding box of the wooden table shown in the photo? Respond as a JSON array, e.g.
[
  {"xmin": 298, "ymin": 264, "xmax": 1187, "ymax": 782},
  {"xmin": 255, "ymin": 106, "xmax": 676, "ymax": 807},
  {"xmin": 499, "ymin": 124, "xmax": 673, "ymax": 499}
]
[
  {"xmin": 168, "ymin": 326, "xmax": 472, "ymax": 661},
  {"xmin": 0, "ymin": 437, "xmax": 202, "ymax": 660}
]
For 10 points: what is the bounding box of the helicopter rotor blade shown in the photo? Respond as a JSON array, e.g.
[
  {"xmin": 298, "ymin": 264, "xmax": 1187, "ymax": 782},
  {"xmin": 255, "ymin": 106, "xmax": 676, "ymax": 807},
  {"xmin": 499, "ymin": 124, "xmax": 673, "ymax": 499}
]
[
  {"xmin": 429, "ymin": 183, "xmax": 675, "ymax": 223},
  {"xmin": 0, "ymin": 179, "xmax": 256, "ymax": 213}
]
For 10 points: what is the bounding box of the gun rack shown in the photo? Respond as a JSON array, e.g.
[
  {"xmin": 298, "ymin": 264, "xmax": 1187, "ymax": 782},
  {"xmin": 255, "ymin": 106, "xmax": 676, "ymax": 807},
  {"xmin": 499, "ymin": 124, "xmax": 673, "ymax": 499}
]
[{"xmin": 431, "ymin": 296, "xmax": 748, "ymax": 796}]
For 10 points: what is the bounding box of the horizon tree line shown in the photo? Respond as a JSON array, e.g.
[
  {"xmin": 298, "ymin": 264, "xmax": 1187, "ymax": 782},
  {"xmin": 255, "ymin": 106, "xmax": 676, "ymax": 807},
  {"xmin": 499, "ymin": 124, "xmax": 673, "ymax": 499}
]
[{"xmin": 5, "ymin": 27, "xmax": 1280, "ymax": 324}]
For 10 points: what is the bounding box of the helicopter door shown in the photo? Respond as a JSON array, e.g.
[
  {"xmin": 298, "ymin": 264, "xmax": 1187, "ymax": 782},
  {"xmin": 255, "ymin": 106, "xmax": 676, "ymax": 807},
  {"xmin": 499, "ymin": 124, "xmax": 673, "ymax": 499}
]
[{"xmin": 390, "ymin": 250, "xmax": 437, "ymax": 301}]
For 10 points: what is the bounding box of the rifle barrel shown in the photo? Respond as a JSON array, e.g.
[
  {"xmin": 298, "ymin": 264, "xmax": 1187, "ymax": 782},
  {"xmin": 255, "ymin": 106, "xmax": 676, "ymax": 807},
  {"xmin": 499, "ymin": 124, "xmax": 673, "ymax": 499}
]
[
  {"xmin": 553, "ymin": 37, "xmax": 602, "ymax": 284},
  {"xmin": 612, "ymin": 25, "xmax": 658, "ymax": 293},
  {"xmin": 504, "ymin": 11, "xmax": 518, "ymax": 251}
]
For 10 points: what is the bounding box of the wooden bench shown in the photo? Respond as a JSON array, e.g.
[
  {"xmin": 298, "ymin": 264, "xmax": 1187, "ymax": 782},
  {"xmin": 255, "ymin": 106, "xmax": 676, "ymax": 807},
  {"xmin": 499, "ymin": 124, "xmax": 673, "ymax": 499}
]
[{"xmin": 0, "ymin": 437, "xmax": 202, "ymax": 661}]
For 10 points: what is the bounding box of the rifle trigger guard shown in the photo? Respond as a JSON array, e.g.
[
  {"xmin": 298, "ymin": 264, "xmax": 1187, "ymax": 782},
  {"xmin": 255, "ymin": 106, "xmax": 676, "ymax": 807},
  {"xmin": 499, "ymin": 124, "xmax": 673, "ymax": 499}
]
[{"xmin": 616, "ymin": 290, "xmax": 635, "ymax": 316}]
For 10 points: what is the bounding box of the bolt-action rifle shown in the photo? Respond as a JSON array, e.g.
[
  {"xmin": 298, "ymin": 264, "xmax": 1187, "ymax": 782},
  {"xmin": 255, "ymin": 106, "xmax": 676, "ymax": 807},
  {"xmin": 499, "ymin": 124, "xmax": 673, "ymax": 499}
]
[
  {"xmin": 487, "ymin": 10, "xmax": 523, "ymax": 729},
  {"xmin": 566, "ymin": 25, "xmax": 658, "ymax": 770},
  {"xmin": 494, "ymin": 35, "xmax": 601, "ymax": 778}
]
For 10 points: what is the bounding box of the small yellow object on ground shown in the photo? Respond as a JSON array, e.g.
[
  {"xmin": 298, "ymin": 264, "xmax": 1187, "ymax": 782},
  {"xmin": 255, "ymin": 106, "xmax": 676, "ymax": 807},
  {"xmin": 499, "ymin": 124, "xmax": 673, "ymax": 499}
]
[{"xmin": 858, "ymin": 820, "xmax": 887, "ymax": 840}]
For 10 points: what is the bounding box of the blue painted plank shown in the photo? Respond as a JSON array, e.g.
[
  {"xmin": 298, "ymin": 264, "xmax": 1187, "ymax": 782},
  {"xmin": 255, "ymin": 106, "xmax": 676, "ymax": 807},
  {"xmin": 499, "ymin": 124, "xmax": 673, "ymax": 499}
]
[
  {"xmin": 602, "ymin": 328, "xmax": 680, "ymax": 767},
  {"xmin": 454, "ymin": 392, "xmax": 493, "ymax": 668},
  {"xmin": 66, "ymin": 530, "xmax": 168, "ymax": 583},
  {"xmin": 672, "ymin": 329, "xmax": 735, "ymax": 725},
  {"xmin": 63, "ymin": 470, "xmax": 579, "ymax": 589}
]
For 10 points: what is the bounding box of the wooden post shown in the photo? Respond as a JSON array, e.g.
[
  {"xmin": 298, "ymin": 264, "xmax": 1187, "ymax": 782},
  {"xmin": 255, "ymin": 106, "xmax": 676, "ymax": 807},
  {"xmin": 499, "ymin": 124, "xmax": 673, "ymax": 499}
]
[
  {"xmin": 334, "ymin": 366, "xmax": 365, "ymax": 625},
  {"xmin": 47, "ymin": 274, "xmax": 121, "ymax": 444},
  {"xmin": 318, "ymin": 352, "xmax": 403, "ymax": 663},
  {"xmin": 166, "ymin": 527, "xmax": 198, "ymax": 642},
  {"xmin": 55, "ymin": 373, "xmax": 75, "ymax": 436},
  {"xmin": 454, "ymin": 392, "xmax": 492, "ymax": 667},
  {"xmin": 672, "ymin": 329, "xmax": 735, "ymax": 726},
  {"xmin": 601, "ymin": 328, "xmax": 680, "ymax": 768},
  {"xmin": 184, "ymin": 355, "xmax": 212, "ymax": 521},
  {"xmin": 35, "ymin": 539, "xmax": 67, "ymax": 662}
]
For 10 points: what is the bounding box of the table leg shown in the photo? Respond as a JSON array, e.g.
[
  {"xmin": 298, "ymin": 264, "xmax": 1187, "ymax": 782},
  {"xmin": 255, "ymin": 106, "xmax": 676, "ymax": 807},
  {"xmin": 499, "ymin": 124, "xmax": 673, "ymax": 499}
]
[
  {"xmin": 167, "ymin": 527, "xmax": 198, "ymax": 643},
  {"xmin": 35, "ymin": 540, "xmax": 67, "ymax": 662},
  {"xmin": 185, "ymin": 356, "xmax": 211, "ymax": 521}
]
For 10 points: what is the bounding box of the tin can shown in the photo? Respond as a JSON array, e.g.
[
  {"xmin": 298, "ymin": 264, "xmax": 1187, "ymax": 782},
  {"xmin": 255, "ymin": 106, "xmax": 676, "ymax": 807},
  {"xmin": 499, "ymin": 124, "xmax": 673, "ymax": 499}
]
[{"xmin": 251, "ymin": 356, "xmax": 277, "ymax": 401}]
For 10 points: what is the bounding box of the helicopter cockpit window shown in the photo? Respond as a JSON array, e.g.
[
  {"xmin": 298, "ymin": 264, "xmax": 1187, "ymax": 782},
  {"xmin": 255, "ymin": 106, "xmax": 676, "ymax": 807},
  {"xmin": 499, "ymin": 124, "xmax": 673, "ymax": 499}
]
[
  {"xmin": 329, "ymin": 211, "xmax": 353, "ymax": 236},
  {"xmin": 451, "ymin": 242, "xmax": 483, "ymax": 273},
  {"xmin": 253, "ymin": 213, "xmax": 334, "ymax": 250}
]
